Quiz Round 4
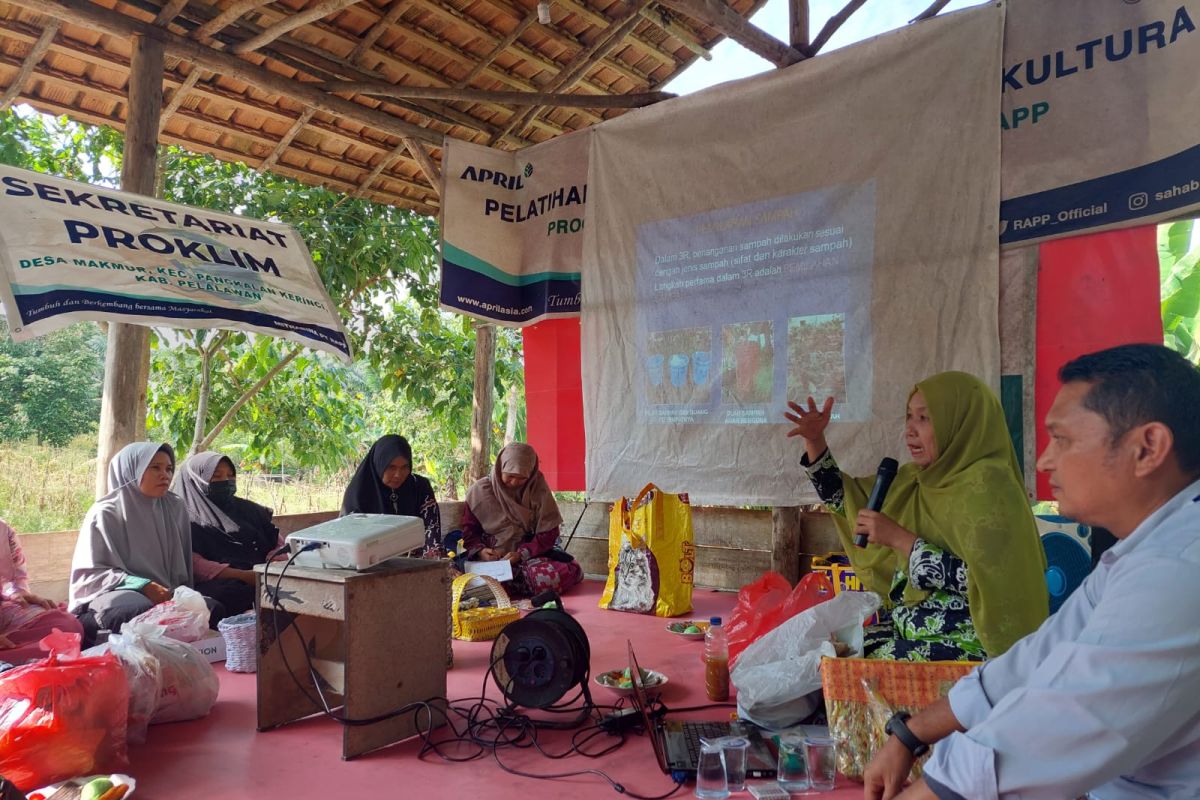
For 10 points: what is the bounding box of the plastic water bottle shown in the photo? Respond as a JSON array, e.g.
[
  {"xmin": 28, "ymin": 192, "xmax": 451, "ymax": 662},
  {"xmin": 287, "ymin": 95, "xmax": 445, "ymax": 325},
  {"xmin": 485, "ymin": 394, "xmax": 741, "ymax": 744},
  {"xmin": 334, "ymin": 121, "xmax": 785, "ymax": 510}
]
[{"xmin": 704, "ymin": 616, "xmax": 730, "ymax": 702}]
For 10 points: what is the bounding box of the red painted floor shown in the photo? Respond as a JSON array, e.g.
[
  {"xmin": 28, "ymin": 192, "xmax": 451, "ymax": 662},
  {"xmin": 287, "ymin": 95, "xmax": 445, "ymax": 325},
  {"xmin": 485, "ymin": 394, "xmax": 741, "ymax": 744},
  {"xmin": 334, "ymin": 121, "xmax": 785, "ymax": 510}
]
[{"xmin": 129, "ymin": 580, "xmax": 859, "ymax": 799}]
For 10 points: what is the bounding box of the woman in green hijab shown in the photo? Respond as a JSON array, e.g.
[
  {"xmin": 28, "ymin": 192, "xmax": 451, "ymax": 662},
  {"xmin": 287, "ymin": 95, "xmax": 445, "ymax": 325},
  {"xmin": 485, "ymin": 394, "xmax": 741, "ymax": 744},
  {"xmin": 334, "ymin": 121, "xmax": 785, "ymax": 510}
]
[{"xmin": 785, "ymin": 371, "xmax": 1048, "ymax": 661}]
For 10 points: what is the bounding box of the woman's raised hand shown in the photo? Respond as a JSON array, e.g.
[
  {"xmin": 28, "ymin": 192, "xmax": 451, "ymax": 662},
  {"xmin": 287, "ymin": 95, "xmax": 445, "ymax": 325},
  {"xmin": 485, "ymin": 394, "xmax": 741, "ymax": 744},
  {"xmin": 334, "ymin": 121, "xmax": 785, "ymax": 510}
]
[{"xmin": 785, "ymin": 396, "xmax": 834, "ymax": 440}]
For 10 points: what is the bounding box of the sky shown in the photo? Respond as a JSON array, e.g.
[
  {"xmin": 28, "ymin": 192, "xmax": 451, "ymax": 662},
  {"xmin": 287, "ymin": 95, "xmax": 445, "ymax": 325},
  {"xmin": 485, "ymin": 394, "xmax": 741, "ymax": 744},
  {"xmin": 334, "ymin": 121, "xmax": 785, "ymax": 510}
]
[{"xmin": 664, "ymin": 0, "xmax": 987, "ymax": 95}]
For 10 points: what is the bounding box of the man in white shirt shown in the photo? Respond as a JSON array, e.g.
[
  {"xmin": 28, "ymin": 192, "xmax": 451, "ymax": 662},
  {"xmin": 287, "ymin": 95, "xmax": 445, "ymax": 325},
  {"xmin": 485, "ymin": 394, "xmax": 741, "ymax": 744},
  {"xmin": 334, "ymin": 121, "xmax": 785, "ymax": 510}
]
[{"xmin": 864, "ymin": 343, "xmax": 1200, "ymax": 800}]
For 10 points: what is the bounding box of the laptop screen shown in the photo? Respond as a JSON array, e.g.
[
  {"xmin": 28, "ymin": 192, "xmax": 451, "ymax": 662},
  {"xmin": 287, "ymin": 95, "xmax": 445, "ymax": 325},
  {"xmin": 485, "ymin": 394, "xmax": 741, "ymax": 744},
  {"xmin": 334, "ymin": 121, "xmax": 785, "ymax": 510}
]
[{"xmin": 628, "ymin": 640, "xmax": 669, "ymax": 771}]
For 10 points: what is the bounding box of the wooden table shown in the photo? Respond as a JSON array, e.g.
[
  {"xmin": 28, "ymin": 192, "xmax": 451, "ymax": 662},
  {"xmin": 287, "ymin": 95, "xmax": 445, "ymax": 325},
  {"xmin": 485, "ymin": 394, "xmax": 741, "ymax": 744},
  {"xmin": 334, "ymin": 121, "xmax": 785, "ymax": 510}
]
[{"xmin": 256, "ymin": 557, "xmax": 450, "ymax": 759}]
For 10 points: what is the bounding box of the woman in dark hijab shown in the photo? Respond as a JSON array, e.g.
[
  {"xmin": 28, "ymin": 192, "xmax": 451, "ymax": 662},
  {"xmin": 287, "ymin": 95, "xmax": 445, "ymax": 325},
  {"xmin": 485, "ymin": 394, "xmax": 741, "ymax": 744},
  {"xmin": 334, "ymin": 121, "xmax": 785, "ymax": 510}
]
[
  {"xmin": 173, "ymin": 452, "xmax": 283, "ymax": 617},
  {"xmin": 341, "ymin": 435, "xmax": 443, "ymax": 558}
]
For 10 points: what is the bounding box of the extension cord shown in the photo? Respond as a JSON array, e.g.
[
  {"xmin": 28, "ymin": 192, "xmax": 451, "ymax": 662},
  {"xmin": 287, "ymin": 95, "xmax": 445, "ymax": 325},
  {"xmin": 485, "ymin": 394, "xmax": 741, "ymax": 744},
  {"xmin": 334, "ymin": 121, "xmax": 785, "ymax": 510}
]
[{"xmin": 600, "ymin": 707, "xmax": 641, "ymax": 734}]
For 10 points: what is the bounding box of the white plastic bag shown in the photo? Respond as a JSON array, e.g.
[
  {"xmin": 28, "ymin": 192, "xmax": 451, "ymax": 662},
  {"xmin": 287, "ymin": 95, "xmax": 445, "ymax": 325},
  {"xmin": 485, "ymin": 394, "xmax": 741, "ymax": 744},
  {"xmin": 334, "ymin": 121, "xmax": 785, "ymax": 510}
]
[
  {"xmin": 124, "ymin": 623, "xmax": 219, "ymax": 724},
  {"xmin": 731, "ymin": 590, "xmax": 880, "ymax": 729},
  {"xmin": 84, "ymin": 632, "xmax": 163, "ymax": 744},
  {"xmin": 126, "ymin": 586, "xmax": 210, "ymax": 643}
]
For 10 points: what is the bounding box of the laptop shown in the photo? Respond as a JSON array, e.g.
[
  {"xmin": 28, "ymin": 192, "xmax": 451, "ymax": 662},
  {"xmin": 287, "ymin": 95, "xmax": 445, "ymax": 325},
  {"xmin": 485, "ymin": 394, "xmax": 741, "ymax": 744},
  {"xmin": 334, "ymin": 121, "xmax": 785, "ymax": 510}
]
[{"xmin": 627, "ymin": 640, "xmax": 776, "ymax": 779}]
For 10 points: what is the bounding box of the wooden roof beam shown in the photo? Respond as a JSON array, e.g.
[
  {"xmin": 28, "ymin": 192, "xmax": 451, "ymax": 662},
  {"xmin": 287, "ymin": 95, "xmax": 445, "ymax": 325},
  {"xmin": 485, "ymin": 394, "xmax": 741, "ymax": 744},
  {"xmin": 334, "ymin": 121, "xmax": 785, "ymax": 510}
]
[
  {"xmin": 157, "ymin": 64, "xmax": 202, "ymax": 132},
  {"xmin": 7, "ymin": 0, "xmax": 442, "ymax": 145},
  {"xmin": 541, "ymin": 0, "xmax": 680, "ymax": 69},
  {"xmin": 258, "ymin": 105, "xmax": 316, "ymax": 171},
  {"xmin": 401, "ymin": 136, "xmax": 438, "ymax": 193},
  {"xmin": 153, "ymin": 0, "xmax": 190, "ymax": 25},
  {"xmin": 0, "ymin": 18, "xmax": 57, "ymax": 110},
  {"xmin": 788, "ymin": 0, "xmax": 807, "ymax": 51},
  {"xmin": 809, "ymin": 0, "xmax": 867, "ymax": 54},
  {"xmin": 496, "ymin": 0, "xmax": 654, "ymax": 141},
  {"xmin": 454, "ymin": 8, "xmax": 537, "ymax": 88},
  {"xmin": 353, "ymin": 139, "xmax": 404, "ymax": 197},
  {"xmin": 912, "ymin": 0, "xmax": 951, "ymax": 22},
  {"xmin": 191, "ymin": 0, "xmax": 274, "ymax": 40},
  {"xmin": 638, "ymin": 5, "xmax": 710, "ymax": 60},
  {"xmin": 231, "ymin": 0, "xmax": 363, "ymax": 53},
  {"xmin": 322, "ymin": 79, "xmax": 673, "ymax": 107},
  {"xmin": 348, "ymin": 0, "xmax": 407, "ymax": 65},
  {"xmin": 657, "ymin": 0, "xmax": 804, "ymax": 67}
]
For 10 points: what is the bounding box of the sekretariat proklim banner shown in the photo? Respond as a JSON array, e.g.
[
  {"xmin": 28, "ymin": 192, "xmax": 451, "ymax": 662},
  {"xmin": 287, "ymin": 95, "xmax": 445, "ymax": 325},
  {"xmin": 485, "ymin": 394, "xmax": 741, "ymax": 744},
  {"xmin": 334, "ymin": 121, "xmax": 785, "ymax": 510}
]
[
  {"xmin": 0, "ymin": 164, "xmax": 351, "ymax": 361},
  {"xmin": 439, "ymin": 131, "xmax": 588, "ymax": 326},
  {"xmin": 1001, "ymin": 0, "xmax": 1200, "ymax": 246}
]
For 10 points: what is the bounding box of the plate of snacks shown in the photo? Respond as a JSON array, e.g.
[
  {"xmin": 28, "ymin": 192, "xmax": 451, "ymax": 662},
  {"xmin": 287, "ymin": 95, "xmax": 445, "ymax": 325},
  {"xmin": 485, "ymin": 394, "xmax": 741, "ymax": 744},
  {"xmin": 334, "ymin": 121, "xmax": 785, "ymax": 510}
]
[
  {"xmin": 665, "ymin": 620, "xmax": 711, "ymax": 640},
  {"xmin": 594, "ymin": 666, "xmax": 668, "ymax": 697}
]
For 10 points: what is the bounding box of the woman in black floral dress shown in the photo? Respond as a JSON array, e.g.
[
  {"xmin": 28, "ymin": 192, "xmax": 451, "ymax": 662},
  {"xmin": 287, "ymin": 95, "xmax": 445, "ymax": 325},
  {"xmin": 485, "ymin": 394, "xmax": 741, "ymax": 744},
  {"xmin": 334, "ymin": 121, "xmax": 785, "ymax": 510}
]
[{"xmin": 785, "ymin": 372, "xmax": 1049, "ymax": 662}]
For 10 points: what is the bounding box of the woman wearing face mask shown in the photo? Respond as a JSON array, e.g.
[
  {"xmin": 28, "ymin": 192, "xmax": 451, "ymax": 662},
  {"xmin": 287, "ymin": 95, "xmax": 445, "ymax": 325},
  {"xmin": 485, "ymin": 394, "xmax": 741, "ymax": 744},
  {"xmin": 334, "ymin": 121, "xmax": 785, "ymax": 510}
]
[
  {"xmin": 341, "ymin": 435, "xmax": 443, "ymax": 558},
  {"xmin": 785, "ymin": 371, "xmax": 1048, "ymax": 661},
  {"xmin": 173, "ymin": 452, "xmax": 283, "ymax": 617},
  {"xmin": 70, "ymin": 442, "xmax": 225, "ymax": 642},
  {"xmin": 461, "ymin": 443, "xmax": 582, "ymax": 596}
]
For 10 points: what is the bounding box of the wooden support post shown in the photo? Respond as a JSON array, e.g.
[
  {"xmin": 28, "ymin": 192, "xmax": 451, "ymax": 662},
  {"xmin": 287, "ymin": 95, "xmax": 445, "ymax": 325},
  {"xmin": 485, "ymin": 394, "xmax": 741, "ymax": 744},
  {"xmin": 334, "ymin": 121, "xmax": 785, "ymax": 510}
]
[
  {"xmin": 789, "ymin": 0, "xmax": 809, "ymax": 53},
  {"xmin": 468, "ymin": 323, "xmax": 497, "ymax": 485},
  {"xmin": 771, "ymin": 506, "xmax": 801, "ymax": 584},
  {"xmin": 95, "ymin": 33, "xmax": 164, "ymax": 498}
]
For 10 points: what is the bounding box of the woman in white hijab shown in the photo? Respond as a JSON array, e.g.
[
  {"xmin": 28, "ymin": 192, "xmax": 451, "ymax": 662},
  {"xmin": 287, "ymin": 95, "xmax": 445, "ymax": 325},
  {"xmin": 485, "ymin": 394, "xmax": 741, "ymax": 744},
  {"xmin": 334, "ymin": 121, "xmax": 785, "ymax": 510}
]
[{"xmin": 69, "ymin": 442, "xmax": 220, "ymax": 642}]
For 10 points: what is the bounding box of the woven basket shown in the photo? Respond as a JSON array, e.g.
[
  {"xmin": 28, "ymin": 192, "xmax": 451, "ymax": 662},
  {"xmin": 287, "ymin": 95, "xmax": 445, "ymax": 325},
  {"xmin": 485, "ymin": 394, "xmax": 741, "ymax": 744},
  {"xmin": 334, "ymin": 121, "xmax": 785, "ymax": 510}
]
[
  {"xmin": 451, "ymin": 574, "xmax": 519, "ymax": 642},
  {"xmin": 217, "ymin": 611, "xmax": 258, "ymax": 673},
  {"xmin": 820, "ymin": 656, "xmax": 975, "ymax": 781}
]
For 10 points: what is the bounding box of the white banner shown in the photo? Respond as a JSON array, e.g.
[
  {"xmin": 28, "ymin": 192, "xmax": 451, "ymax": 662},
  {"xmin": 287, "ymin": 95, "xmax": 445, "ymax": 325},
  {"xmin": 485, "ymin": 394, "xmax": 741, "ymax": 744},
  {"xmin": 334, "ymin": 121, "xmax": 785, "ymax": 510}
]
[
  {"xmin": 1001, "ymin": 0, "xmax": 1200, "ymax": 245},
  {"xmin": 439, "ymin": 131, "xmax": 589, "ymax": 326},
  {"xmin": 0, "ymin": 165, "xmax": 351, "ymax": 360},
  {"xmin": 581, "ymin": 5, "xmax": 1005, "ymax": 505}
]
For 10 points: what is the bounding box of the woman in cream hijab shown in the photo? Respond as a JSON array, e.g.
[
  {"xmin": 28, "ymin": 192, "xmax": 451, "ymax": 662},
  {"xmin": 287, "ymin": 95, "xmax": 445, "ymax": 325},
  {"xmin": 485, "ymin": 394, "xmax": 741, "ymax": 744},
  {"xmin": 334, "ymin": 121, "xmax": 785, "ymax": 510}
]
[
  {"xmin": 70, "ymin": 442, "xmax": 222, "ymax": 643},
  {"xmin": 461, "ymin": 443, "xmax": 582, "ymax": 596}
]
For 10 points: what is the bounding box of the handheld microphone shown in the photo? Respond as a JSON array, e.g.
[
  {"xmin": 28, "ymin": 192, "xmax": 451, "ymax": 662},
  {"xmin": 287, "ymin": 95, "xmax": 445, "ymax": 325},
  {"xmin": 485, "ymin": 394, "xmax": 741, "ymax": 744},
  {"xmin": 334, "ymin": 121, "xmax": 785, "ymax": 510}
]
[{"xmin": 854, "ymin": 457, "xmax": 899, "ymax": 548}]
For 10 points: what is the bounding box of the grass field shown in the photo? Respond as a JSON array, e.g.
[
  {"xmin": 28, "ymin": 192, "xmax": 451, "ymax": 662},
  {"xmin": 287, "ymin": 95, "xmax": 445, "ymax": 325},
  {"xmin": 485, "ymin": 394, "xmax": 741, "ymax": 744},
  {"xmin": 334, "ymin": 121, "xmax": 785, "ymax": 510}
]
[{"xmin": 0, "ymin": 437, "xmax": 344, "ymax": 534}]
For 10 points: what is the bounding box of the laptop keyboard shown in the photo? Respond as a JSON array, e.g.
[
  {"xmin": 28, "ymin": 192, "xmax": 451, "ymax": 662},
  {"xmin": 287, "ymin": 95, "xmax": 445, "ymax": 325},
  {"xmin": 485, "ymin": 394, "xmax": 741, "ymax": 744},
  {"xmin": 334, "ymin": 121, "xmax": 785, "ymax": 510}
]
[{"xmin": 682, "ymin": 722, "xmax": 735, "ymax": 762}]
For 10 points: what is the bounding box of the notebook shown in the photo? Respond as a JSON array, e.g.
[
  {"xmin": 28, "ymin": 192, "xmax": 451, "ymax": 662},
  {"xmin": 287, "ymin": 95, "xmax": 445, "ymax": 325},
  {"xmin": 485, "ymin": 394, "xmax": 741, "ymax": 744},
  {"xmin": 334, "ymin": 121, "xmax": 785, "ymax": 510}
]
[{"xmin": 626, "ymin": 640, "xmax": 776, "ymax": 778}]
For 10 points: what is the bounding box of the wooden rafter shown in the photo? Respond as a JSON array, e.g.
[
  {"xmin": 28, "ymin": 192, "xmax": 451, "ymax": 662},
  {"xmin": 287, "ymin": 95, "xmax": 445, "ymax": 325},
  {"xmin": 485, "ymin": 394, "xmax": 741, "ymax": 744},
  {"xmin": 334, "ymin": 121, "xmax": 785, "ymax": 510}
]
[
  {"xmin": 258, "ymin": 106, "xmax": 316, "ymax": 172},
  {"xmin": 548, "ymin": 0, "xmax": 680, "ymax": 70},
  {"xmin": 231, "ymin": 0, "xmax": 363, "ymax": 53},
  {"xmin": 496, "ymin": 0, "xmax": 656, "ymax": 142},
  {"xmin": 8, "ymin": 0, "xmax": 442, "ymax": 144},
  {"xmin": 348, "ymin": 0, "xmax": 408, "ymax": 65},
  {"xmin": 657, "ymin": 0, "xmax": 804, "ymax": 67},
  {"xmin": 191, "ymin": 0, "xmax": 274, "ymax": 40},
  {"xmin": 0, "ymin": 19, "xmax": 57, "ymax": 110},
  {"xmin": 157, "ymin": 65, "xmax": 201, "ymax": 132},
  {"xmin": 809, "ymin": 0, "xmax": 868, "ymax": 54},
  {"xmin": 353, "ymin": 140, "xmax": 405, "ymax": 196},
  {"xmin": 321, "ymin": 79, "xmax": 673, "ymax": 108},
  {"xmin": 912, "ymin": 0, "xmax": 952, "ymax": 22},
  {"xmin": 401, "ymin": 136, "xmax": 439, "ymax": 193},
  {"xmin": 789, "ymin": 0, "xmax": 808, "ymax": 51},
  {"xmin": 454, "ymin": 9, "xmax": 537, "ymax": 87},
  {"xmin": 638, "ymin": 6, "xmax": 711, "ymax": 60},
  {"xmin": 153, "ymin": 0, "xmax": 191, "ymax": 25}
]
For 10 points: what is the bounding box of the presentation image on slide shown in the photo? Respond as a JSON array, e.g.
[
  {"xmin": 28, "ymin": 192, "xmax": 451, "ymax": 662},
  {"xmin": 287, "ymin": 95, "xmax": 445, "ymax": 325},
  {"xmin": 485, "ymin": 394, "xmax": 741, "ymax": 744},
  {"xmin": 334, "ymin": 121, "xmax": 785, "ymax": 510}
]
[
  {"xmin": 721, "ymin": 322, "xmax": 774, "ymax": 408},
  {"xmin": 644, "ymin": 327, "xmax": 714, "ymax": 411},
  {"xmin": 787, "ymin": 314, "xmax": 847, "ymax": 405},
  {"xmin": 635, "ymin": 181, "xmax": 875, "ymax": 424}
]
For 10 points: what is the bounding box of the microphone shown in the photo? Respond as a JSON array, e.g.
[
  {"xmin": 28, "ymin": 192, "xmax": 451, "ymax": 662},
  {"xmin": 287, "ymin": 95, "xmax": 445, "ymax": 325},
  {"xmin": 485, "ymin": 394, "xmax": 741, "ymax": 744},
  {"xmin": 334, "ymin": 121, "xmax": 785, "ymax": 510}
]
[{"xmin": 855, "ymin": 457, "xmax": 899, "ymax": 548}]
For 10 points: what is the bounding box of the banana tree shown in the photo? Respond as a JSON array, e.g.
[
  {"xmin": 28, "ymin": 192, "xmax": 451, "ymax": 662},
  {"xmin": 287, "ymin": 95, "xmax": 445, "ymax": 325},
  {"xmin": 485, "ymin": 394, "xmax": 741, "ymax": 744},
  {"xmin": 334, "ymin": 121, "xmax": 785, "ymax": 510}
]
[{"xmin": 1160, "ymin": 219, "xmax": 1200, "ymax": 361}]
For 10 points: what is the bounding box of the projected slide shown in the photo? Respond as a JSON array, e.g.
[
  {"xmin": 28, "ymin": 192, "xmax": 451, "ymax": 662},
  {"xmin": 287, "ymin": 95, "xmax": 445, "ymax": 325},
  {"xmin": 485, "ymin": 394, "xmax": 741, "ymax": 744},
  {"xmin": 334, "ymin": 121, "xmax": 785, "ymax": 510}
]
[{"xmin": 636, "ymin": 182, "xmax": 874, "ymax": 424}]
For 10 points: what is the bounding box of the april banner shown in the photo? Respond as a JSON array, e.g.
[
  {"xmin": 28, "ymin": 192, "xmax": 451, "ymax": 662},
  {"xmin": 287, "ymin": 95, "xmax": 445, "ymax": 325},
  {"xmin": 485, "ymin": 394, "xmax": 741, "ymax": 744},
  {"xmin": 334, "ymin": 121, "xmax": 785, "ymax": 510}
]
[
  {"xmin": 439, "ymin": 131, "xmax": 588, "ymax": 326},
  {"xmin": 1001, "ymin": 0, "xmax": 1200, "ymax": 246},
  {"xmin": 0, "ymin": 164, "xmax": 351, "ymax": 361}
]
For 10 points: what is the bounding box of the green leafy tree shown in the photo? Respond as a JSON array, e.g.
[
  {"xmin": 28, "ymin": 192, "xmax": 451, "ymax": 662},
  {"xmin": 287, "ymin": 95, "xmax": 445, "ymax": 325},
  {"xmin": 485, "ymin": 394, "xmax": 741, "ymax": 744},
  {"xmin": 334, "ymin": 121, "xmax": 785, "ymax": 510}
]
[
  {"xmin": 1160, "ymin": 219, "xmax": 1200, "ymax": 361},
  {"xmin": 0, "ymin": 318, "xmax": 105, "ymax": 445}
]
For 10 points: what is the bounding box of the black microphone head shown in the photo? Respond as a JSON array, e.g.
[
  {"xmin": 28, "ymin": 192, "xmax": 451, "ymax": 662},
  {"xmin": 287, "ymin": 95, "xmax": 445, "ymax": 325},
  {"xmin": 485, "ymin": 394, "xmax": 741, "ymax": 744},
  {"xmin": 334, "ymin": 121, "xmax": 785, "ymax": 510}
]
[{"xmin": 878, "ymin": 457, "xmax": 899, "ymax": 475}]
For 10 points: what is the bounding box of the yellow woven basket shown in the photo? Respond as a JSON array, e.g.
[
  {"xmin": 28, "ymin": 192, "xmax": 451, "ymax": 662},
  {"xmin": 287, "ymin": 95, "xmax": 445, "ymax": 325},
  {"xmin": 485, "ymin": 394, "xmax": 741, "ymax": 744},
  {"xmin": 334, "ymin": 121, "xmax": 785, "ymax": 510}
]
[{"xmin": 451, "ymin": 573, "xmax": 519, "ymax": 641}]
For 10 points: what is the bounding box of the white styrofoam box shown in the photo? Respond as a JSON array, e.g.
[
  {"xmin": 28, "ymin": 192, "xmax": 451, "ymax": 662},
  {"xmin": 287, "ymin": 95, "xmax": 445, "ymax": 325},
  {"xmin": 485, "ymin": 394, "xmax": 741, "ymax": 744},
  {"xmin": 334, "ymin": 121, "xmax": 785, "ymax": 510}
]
[{"xmin": 194, "ymin": 629, "xmax": 227, "ymax": 663}]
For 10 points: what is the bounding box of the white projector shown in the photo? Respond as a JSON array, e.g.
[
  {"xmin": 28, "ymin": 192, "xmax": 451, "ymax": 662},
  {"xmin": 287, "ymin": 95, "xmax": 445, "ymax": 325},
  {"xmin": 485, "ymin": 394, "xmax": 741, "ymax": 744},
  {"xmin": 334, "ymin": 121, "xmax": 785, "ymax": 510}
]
[{"xmin": 286, "ymin": 513, "xmax": 426, "ymax": 570}]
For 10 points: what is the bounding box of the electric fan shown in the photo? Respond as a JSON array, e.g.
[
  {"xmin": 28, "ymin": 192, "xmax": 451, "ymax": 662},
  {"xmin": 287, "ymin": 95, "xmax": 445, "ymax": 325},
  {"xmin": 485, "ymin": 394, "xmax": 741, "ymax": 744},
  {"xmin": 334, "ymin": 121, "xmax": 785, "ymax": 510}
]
[
  {"xmin": 1035, "ymin": 515, "xmax": 1092, "ymax": 613},
  {"xmin": 490, "ymin": 592, "xmax": 593, "ymax": 713}
]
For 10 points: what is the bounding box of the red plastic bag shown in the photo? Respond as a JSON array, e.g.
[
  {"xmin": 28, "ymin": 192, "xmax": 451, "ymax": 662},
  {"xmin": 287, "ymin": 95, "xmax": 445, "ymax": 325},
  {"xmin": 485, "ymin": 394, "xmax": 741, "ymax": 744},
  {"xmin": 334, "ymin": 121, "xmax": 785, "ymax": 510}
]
[
  {"xmin": 727, "ymin": 571, "xmax": 834, "ymax": 667},
  {"xmin": 0, "ymin": 637, "xmax": 129, "ymax": 791}
]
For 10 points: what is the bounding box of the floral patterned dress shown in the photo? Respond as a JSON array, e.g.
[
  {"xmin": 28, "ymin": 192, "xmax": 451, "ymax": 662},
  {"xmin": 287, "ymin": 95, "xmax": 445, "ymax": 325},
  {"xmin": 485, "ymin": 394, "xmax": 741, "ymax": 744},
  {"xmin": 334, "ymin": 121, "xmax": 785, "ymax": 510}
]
[{"xmin": 804, "ymin": 450, "xmax": 985, "ymax": 662}]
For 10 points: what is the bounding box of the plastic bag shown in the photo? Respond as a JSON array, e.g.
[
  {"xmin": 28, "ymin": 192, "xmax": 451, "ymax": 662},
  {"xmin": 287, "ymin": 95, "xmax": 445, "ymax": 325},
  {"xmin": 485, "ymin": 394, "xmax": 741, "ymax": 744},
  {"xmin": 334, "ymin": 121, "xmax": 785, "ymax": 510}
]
[
  {"xmin": 126, "ymin": 586, "xmax": 210, "ymax": 643},
  {"xmin": 0, "ymin": 636, "xmax": 129, "ymax": 791},
  {"xmin": 726, "ymin": 571, "xmax": 835, "ymax": 667},
  {"xmin": 117, "ymin": 624, "xmax": 218, "ymax": 724},
  {"xmin": 84, "ymin": 631, "xmax": 164, "ymax": 745},
  {"xmin": 731, "ymin": 590, "xmax": 880, "ymax": 730}
]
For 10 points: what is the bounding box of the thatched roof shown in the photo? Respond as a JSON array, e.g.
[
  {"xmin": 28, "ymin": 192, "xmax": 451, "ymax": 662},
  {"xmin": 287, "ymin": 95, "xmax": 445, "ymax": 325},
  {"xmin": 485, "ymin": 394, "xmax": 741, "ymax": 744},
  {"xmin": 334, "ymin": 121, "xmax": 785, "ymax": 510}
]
[{"xmin": 0, "ymin": 0, "xmax": 954, "ymax": 216}]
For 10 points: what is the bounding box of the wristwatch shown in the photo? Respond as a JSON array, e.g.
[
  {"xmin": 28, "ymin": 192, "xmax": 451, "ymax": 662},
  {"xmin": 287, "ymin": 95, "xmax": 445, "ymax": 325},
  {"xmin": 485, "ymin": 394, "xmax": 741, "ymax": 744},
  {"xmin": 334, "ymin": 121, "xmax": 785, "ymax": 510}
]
[{"xmin": 884, "ymin": 711, "xmax": 929, "ymax": 758}]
